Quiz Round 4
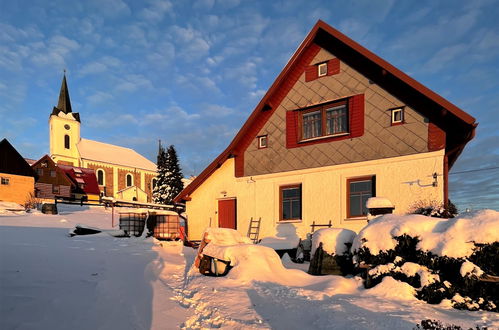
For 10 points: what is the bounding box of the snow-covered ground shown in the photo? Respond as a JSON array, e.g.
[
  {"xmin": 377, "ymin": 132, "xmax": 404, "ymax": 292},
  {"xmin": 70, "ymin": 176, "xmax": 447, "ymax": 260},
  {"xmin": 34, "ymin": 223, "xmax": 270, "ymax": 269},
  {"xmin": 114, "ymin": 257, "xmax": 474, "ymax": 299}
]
[{"xmin": 1, "ymin": 205, "xmax": 497, "ymax": 329}]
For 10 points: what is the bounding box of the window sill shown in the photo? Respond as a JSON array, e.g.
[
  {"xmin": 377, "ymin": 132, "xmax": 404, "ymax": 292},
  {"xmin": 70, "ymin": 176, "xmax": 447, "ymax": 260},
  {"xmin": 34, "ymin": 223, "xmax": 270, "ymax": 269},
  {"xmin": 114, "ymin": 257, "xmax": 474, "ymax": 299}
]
[
  {"xmin": 299, "ymin": 132, "xmax": 349, "ymax": 143},
  {"xmin": 278, "ymin": 219, "xmax": 302, "ymax": 223},
  {"xmin": 345, "ymin": 216, "xmax": 368, "ymax": 221},
  {"xmin": 390, "ymin": 121, "xmax": 405, "ymax": 126}
]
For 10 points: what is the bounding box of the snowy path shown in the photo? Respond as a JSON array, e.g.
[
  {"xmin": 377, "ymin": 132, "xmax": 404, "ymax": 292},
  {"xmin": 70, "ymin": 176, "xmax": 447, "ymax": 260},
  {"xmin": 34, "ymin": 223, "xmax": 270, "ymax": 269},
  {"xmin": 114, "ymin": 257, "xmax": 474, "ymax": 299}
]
[{"xmin": 1, "ymin": 207, "xmax": 497, "ymax": 330}]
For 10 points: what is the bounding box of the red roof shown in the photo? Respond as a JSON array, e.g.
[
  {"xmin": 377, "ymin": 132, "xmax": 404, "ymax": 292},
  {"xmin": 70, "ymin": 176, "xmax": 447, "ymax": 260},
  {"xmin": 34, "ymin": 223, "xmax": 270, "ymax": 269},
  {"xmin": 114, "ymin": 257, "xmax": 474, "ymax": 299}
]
[
  {"xmin": 174, "ymin": 20, "xmax": 477, "ymax": 203},
  {"xmin": 58, "ymin": 164, "xmax": 100, "ymax": 195}
]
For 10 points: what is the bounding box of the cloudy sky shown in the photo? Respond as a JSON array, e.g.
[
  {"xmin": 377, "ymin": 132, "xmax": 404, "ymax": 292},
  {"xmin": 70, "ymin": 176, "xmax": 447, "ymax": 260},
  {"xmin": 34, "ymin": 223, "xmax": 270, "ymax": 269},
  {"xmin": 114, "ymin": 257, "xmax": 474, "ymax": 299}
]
[{"xmin": 1, "ymin": 0, "xmax": 498, "ymax": 210}]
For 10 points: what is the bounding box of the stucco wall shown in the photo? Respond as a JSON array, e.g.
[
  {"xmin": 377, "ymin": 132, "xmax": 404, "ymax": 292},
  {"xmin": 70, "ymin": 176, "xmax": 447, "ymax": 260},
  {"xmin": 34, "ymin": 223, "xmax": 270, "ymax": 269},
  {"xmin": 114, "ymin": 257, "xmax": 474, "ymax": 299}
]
[
  {"xmin": 185, "ymin": 150, "xmax": 445, "ymax": 240},
  {"xmin": 49, "ymin": 115, "xmax": 81, "ymax": 166},
  {"xmin": 0, "ymin": 173, "xmax": 34, "ymax": 205},
  {"xmin": 244, "ymin": 48, "xmax": 430, "ymax": 176}
]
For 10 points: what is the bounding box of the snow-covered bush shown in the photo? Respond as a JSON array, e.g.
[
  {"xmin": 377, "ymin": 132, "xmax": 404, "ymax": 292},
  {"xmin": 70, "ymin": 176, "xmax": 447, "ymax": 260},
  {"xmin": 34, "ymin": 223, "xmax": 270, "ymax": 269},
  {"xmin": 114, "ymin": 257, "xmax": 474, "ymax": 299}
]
[
  {"xmin": 409, "ymin": 199, "xmax": 458, "ymax": 218},
  {"xmin": 353, "ymin": 210, "xmax": 499, "ymax": 311}
]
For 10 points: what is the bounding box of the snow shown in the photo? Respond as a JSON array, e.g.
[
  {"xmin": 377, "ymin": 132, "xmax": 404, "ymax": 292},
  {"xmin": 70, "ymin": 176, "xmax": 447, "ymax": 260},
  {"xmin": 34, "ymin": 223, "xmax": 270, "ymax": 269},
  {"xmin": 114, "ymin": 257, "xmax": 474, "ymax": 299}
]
[
  {"xmin": 77, "ymin": 138, "xmax": 157, "ymax": 171},
  {"xmin": 203, "ymin": 227, "xmax": 252, "ymax": 246},
  {"xmin": 460, "ymin": 261, "xmax": 484, "ymax": 278},
  {"xmin": 259, "ymin": 235, "xmax": 300, "ymax": 250},
  {"xmin": 1, "ymin": 205, "xmax": 497, "ymax": 329},
  {"xmin": 368, "ymin": 262, "xmax": 440, "ymax": 288},
  {"xmin": 57, "ymin": 111, "xmax": 76, "ymax": 120},
  {"xmin": 352, "ymin": 210, "xmax": 499, "ymax": 258},
  {"xmin": 366, "ymin": 197, "xmax": 394, "ymax": 209},
  {"xmin": 311, "ymin": 228, "xmax": 356, "ymax": 256}
]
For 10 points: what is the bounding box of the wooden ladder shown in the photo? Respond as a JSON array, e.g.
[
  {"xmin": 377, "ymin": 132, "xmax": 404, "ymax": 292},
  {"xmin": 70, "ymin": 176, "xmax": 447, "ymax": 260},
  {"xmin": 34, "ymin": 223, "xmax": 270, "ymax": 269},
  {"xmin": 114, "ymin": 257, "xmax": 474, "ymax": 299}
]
[{"xmin": 247, "ymin": 217, "xmax": 261, "ymax": 243}]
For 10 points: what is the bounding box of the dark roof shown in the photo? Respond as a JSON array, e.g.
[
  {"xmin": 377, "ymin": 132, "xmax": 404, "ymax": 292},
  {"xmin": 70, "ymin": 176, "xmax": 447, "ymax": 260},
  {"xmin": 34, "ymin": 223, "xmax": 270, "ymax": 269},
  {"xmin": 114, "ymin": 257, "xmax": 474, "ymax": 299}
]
[
  {"xmin": 0, "ymin": 138, "xmax": 36, "ymax": 178},
  {"xmin": 174, "ymin": 20, "xmax": 477, "ymax": 203},
  {"xmin": 50, "ymin": 74, "xmax": 81, "ymax": 122},
  {"xmin": 57, "ymin": 164, "xmax": 100, "ymax": 195}
]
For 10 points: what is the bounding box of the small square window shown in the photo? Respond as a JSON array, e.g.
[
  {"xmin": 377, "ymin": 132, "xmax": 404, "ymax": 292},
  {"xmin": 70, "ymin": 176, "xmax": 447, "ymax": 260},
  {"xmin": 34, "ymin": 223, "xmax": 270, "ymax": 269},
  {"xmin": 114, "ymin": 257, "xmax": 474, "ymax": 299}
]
[
  {"xmin": 36, "ymin": 168, "xmax": 43, "ymax": 176},
  {"xmin": 52, "ymin": 185, "xmax": 60, "ymax": 194},
  {"xmin": 318, "ymin": 63, "xmax": 327, "ymax": 77},
  {"xmin": 258, "ymin": 135, "xmax": 268, "ymax": 149},
  {"xmin": 1, "ymin": 177, "xmax": 10, "ymax": 185},
  {"xmin": 391, "ymin": 108, "xmax": 404, "ymax": 124},
  {"xmin": 50, "ymin": 170, "xmax": 56, "ymax": 177}
]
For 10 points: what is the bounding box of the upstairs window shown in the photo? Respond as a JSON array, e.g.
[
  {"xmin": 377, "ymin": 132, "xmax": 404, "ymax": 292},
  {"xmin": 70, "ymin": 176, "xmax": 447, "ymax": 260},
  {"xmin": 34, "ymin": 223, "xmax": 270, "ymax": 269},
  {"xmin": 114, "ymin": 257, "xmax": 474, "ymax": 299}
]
[
  {"xmin": 64, "ymin": 134, "xmax": 70, "ymax": 149},
  {"xmin": 391, "ymin": 107, "xmax": 404, "ymax": 125},
  {"xmin": 126, "ymin": 173, "xmax": 133, "ymax": 187},
  {"xmin": 301, "ymin": 101, "xmax": 348, "ymax": 141},
  {"xmin": 318, "ymin": 62, "xmax": 327, "ymax": 77},
  {"xmin": 280, "ymin": 184, "xmax": 302, "ymax": 221},
  {"xmin": 257, "ymin": 135, "xmax": 268, "ymax": 149},
  {"xmin": 347, "ymin": 176, "xmax": 376, "ymax": 218},
  {"xmin": 36, "ymin": 168, "xmax": 43, "ymax": 176},
  {"xmin": 50, "ymin": 170, "xmax": 56, "ymax": 177}
]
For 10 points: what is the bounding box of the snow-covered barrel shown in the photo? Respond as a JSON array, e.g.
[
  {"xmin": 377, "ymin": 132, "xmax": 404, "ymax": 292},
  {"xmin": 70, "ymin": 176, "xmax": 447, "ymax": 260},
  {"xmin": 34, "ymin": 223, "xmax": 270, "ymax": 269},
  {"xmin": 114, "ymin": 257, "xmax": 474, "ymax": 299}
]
[
  {"xmin": 119, "ymin": 211, "xmax": 147, "ymax": 237},
  {"xmin": 148, "ymin": 210, "xmax": 181, "ymax": 240},
  {"xmin": 366, "ymin": 197, "xmax": 394, "ymax": 216}
]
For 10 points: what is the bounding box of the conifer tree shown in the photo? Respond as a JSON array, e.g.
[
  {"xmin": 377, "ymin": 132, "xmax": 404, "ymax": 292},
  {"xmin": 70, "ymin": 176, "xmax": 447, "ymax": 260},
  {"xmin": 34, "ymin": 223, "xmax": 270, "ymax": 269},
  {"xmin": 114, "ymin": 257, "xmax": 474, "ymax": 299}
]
[
  {"xmin": 152, "ymin": 142, "xmax": 169, "ymax": 204},
  {"xmin": 164, "ymin": 145, "xmax": 184, "ymax": 204}
]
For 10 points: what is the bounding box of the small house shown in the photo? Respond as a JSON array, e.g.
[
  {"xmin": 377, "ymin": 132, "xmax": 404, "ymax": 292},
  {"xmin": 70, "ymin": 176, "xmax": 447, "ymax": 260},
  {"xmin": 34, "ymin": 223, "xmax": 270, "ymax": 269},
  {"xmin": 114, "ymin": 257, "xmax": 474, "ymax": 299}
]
[{"xmin": 32, "ymin": 155, "xmax": 73, "ymax": 200}]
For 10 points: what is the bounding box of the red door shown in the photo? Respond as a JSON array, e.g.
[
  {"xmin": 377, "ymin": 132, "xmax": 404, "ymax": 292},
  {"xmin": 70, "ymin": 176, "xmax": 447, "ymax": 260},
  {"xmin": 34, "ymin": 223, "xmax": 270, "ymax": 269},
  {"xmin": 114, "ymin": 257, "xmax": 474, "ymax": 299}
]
[{"xmin": 218, "ymin": 199, "xmax": 237, "ymax": 229}]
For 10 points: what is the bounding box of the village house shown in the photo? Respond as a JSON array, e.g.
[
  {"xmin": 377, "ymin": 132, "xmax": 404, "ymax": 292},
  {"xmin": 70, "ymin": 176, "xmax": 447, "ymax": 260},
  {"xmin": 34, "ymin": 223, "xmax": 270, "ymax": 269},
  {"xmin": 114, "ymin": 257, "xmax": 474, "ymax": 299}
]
[
  {"xmin": 31, "ymin": 155, "xmax": 73, "ymax": 200},
  {"xmin": 0, "ymin": 139, "xmax": 36, "ymax": 205},
  {"xmin": 49, "ymin": 74, "xmax": 157, "ymax": 202},
  {"xmin": 174, "ymin": 20, "xmax": 477, "ymax": 241}
]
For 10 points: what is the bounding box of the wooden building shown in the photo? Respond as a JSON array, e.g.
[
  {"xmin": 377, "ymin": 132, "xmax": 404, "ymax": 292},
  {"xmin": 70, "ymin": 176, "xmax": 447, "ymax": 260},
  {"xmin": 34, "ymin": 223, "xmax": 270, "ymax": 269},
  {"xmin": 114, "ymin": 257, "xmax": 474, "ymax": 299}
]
[
  {"xmin": 0, "ymin": 139, "xmax": 36, "ymax": 205},
  {"xmin": 32, "ymin": 155, "xmax": 73, "ymax": 200},
  {"xmin": 174, "ymin": 21, "xmax": 477, "ymax": 241}
]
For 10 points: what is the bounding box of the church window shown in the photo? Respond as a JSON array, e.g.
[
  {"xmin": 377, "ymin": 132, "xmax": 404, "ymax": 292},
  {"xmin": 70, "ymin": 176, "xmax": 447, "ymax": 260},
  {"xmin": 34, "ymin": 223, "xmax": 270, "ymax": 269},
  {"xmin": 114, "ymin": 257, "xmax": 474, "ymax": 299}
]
[
  {"xmin": 97, "ymin": 169, "xmax": 105, "ymax": 186},
  {"xmin": 152, "ymin": 178, "xmax": 157, "ymax": 191},
  {"xmin": 126, "ymin": 173, "xmax": 133, "ymax": 187},
  {"xmin": 64, "ymin": 135, "xmax": 70, "ymax": 149}
]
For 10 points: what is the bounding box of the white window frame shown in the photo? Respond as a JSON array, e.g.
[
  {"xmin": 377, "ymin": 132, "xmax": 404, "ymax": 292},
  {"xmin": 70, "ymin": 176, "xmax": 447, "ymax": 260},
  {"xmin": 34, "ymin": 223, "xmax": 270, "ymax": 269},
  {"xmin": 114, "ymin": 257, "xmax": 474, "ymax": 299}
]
[
  {"xmin": 391, "ymin": 108, "xmax": 404, "ymax": 124},
  {"xmin": 318, "ymin": 62, "xmax": 327, "ymax": 77},
  {"xmin": 258, "ymin": 135, "xmax": 268, "ymax": 149}
]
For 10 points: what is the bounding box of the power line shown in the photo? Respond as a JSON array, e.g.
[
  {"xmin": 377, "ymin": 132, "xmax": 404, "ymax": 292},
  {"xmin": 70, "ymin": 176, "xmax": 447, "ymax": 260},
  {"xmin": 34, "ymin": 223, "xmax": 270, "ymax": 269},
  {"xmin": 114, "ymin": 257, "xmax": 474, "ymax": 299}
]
[{"xmin": 450, "ymin": 166, "xmax": 499, "ymax": 175}]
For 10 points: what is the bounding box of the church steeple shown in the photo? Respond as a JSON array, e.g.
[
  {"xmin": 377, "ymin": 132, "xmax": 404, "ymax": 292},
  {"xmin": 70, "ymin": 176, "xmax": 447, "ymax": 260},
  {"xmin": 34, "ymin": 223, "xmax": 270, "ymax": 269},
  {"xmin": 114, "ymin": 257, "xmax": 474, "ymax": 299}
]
[
  {"xmin": 50, "ymin": 72, "xmax": 80, "ymax": 122},
  {"xmin": 57, "ymin": 73, "xmax": 72, "ymax": 114}
]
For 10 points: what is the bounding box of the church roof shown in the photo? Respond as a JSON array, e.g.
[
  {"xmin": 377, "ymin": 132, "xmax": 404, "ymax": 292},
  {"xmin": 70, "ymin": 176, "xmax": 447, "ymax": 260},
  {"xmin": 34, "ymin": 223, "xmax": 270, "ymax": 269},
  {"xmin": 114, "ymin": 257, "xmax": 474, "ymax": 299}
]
[
  {"xmin": 77, "ymin": 138, "xmax": 157, "ymax": 172},
  {"xmin": 51, "ymin": 74, "xmax": 80, "ymax": 122}
]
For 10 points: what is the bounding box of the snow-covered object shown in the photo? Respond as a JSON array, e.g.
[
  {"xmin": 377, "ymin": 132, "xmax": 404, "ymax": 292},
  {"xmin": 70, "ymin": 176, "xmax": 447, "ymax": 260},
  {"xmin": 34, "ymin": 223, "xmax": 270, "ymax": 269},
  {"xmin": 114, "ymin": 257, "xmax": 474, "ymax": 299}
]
[
  {"xmin": 368, "ymin": 262, "xmax": 439, "ymax": 287},
  {"xmin": 366, "ymin": 276, "xmax": 417, "ymax": 301},
  {"xmin": 0, "ymin": 202, "xmax": 25, "ymax": 214},
  {"xmin": 352, "ymin": 210, "xmax": 499, "ymax": 258},
  {"xmin": 57, "ymin": 111, "xmax": 76, "ymax": 120},
  {"xmin": 311, "ymin": 228, "xmax": 356, "ymax": 256},
  {"xmin": 259, "ymin": 236, "xmax": 300, "ymax": 250},
  {"xmin": 203, "ymin": 228, "xmax": 252, "ymax": 246},
  {"xmin": 366, "ymin": 197, "xmax": 394, "ymax": 209},
  {"xmin": 460, "ymin": 261, "xmax": 484, "ymax": 278}
]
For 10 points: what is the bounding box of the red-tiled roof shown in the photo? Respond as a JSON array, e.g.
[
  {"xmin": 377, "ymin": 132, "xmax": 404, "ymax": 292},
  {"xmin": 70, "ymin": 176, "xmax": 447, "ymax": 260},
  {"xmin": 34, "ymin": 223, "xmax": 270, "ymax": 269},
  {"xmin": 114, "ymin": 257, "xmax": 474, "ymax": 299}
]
[{"xmin": 58, "ymin": 164, "xmax": 100, "ymax": 195}]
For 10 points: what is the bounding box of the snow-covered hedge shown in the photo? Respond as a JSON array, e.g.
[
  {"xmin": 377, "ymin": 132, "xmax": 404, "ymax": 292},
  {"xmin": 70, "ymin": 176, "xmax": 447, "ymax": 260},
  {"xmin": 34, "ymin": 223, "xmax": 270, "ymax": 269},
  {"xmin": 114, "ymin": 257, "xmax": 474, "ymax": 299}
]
[{"xmin": 352, "ymin": 210, "xmax": 499, "ymax": 311}]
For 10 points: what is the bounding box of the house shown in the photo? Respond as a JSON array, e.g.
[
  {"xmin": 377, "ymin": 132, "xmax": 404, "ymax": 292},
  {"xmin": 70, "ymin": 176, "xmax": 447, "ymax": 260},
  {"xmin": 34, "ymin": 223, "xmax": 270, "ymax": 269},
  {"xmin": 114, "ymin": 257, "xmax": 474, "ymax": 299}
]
[
  {"xmin": 49, "ymin": 74, "xmax": 157, "ymax": 202},
  {"xmin": 0, "ymin": 139, "xmax": 36, "ymax": 205},
  {"xmin": 31, "ymin": 155, "xmax": 73, "ymax": 200},
  {"xmin": 57, "ymin": 164, "xmax": 100, "ymax": 201},
  {"xmin": 174, "ymin": 20, "xmax": 477, "ymax": 241}
]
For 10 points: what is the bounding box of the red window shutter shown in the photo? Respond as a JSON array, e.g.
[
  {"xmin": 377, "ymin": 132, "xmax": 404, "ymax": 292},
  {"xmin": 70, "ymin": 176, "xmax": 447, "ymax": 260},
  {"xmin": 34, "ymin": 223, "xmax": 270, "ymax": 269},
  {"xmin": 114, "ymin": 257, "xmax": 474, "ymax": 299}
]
[
  {"xmin": 286, "ymin": 111, "xmax": 299, "ymax": 148},
  {"xmin": 327, "ymin": 58, "xmax": 340, "ymax": 76},
  {"xmin": 349, "ymin": 94, "xmax": 365, "ymax": 138},
  {"xmin": 305, "ymin": 65, "xmax": 317, "ymax": 82}
]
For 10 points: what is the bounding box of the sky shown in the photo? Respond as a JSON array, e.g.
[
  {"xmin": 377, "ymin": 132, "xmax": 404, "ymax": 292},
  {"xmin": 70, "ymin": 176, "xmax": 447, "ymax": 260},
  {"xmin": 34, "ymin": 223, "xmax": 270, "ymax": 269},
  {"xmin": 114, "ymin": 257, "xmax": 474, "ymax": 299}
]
[{"xmin": 1, "ymin": 0, "xmax": 498, "ymax": 211}]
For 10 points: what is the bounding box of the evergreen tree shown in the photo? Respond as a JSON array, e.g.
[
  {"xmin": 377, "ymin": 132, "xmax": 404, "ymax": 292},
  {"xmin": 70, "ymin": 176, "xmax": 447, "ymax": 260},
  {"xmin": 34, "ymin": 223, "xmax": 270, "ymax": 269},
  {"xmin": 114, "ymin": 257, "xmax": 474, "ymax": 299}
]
[
  {"xmin": 152, "ymin": 142, "xmax": 169, "ymax": 204},
  {"xmin": 164, "ymin": 145, "xmax": 184, "ymax": 204},
  {"xmin": 152, "ymin": 143, "xmax": 184, "ymax": 205}
]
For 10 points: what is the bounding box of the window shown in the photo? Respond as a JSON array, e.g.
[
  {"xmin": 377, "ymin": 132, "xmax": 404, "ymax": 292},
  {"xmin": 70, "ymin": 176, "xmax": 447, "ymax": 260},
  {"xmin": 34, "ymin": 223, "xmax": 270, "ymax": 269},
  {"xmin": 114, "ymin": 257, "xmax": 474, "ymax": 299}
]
[
  {"xmin": 52, "ymin": 185, "xmax": 60, "ymax": 194},
  {"xmin": 36, "ymin": 168, "xmax": 43, "ymax": 176},
  {"xmin": 152, "ymin": 178, "xmax": 157, "ymax": 191},
  {"xmin": 257, "ymin": 135, "xmax": 268, "ymax": 149},
  {"xmin": 301, "ymin": 101, "xmax": 348, "ymax": 141},
  {"xmin": 50, "ymin": 170, "xmax": 56, "ymax": 178},
  {"xmin": 126, "ymin": 174, "xmax": 133, "ymax": 187},
  {"xmin": 97, "ymin": 169, "xmax": 105, "ymax": 186},
  {"xmin": 1, "ymin": 177, "xmax": 9, "ymax": 185},
  {"xmin": 347, "ymin": 176, "xmax": 376, "ymax": 218},
  {"xmin": 280, "ymin": 184, "xmax": 302, "ymax": 221},
  {"xmin": 64, "ymin": 134, "xmax": 70, "ymax": 149},
  {"xmin": 318, "ymin": 62, "xmax": 327, "ymax": 77},
  {"xmin": 391, "ymin": 107, "xmax": 404, "ymax": 125}
]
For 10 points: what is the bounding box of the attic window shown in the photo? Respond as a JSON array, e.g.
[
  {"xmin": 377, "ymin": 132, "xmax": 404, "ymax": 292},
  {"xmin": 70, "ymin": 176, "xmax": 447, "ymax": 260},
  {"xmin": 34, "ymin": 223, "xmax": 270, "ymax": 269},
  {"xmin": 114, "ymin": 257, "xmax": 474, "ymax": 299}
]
[
  {"xmin": 257, "ymin": 135, "xmax": 268, "ymax": 149},
  {"xmin": 318, "ymin": 62, "xmax": 327, "ymax": 77},
  {"xmin": 391, "ymin": 107, "xmax": 404, "ymax": 125}
]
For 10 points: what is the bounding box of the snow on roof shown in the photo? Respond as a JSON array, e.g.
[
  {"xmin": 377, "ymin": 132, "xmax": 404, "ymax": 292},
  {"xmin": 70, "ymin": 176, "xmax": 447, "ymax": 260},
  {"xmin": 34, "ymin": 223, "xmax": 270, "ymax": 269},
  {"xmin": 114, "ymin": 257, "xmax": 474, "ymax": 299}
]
[
  {"xmin": 77, "ymin": 138, "xmax": 156, "ymax": 172},
  {"xmin": 366, "ymin": 197, "xmax": 394, "ymax": 209},
  {"xmin": 352, "ymin": 210, "xmax": 499, "ymax": 258},
  {"xmin": 311, "ymin": 228, "xmax": 357, "ymax": 256}
]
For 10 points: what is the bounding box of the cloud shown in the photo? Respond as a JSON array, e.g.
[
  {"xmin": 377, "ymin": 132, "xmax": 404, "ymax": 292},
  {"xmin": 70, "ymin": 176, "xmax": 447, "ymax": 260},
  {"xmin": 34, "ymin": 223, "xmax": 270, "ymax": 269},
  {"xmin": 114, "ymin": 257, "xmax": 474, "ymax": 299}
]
[
  {"xmin": 139, "ymin": 0, "xmax": 173, "ymax": 23},
  {"xmin": 202, "ymin": 104, "xmax": 234, "ymax": 117},
  {"xmin": 30, "ymin": 35, "xmax": 80, "ymax": 68},
  {"xmin": 115, "ymin": 74, "xmax": 153, "ymax": 92},
  {"xmin": 89, "ymin": 0, "xmax": 131, "ymax": 17},
  {"xmin": 87, "ymin": 91, "xmax": 113, "ymax": 105},
  {"xmin": 193, "ymin": 0, "xmax": 215, "ymax": 11},
  {"xmin": 423, "ymin": 43, "xmax": 468, "ymax": 72},
  {"xmin": 143, "ymin": 106, "xmax": 201, "ymax": 125},
  {"xmin": 170, "ymin": 25, "xmax": 211, "ymax": 62}
]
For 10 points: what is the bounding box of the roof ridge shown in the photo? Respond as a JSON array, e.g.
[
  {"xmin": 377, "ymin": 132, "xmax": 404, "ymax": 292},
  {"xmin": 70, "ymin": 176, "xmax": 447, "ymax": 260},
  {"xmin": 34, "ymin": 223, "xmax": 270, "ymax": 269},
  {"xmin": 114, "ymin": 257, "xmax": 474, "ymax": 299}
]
[{"xmin": 79, "ymin": 138, "xmax": 135, "ymax": 151}]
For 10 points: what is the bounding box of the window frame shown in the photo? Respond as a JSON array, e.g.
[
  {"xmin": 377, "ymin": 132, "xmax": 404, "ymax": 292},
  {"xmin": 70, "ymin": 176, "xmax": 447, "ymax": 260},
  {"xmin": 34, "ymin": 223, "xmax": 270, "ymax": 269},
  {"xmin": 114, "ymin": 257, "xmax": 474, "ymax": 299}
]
[
  {"xmin": 52, "ymin": 184, "xmax": 60, "ymax": 195},
  {"xmin": 299, "ymin": 99, "xmax": 349, "ymax": 142},
  {"xmin": 36, "ymin": 168, "xmax": 43, "ymax": 176},
  {"xmin": 50, "ymin": 170, "xmax": 56, "ymax": 178},
  {"xmin": 257, "ymin": 135, "xmax": 268, "ymax": 149},
  {"xmin": 317, "ymin": 62, "xmax": 328, "ymax": 77},
  {"xmin": 279, "ymin": 184, "xmax": 302, "ymax": 222},
  {"xmin": 126, "ymin": 173, "xmax": 133, "ymax": 187},
  {"xmin": 1, "ymin": 177, "xmax": 10, "ymax": 185},
  {"xmin": 390, "ymin": 107, "xmax": 405, "ymax": 125},
  {"xmin": 346, "ymin": 175, "xmax": 376, "ymax": 219}
]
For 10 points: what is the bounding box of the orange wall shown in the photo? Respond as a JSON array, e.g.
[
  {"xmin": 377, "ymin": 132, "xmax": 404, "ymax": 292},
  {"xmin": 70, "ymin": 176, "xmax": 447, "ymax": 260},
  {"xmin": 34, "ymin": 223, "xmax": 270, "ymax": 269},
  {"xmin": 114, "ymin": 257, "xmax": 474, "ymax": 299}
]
[{"xmin": 0, "ymin": 173, "xmax": 35, "ymax": 206}]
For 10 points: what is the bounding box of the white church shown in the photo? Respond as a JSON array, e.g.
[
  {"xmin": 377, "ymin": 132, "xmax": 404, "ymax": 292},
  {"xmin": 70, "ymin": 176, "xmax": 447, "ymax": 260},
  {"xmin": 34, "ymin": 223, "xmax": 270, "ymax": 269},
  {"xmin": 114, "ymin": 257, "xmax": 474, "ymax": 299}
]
[{"xmin": 49, "ymin": 74, "xmax": 157, "ymax": 202}]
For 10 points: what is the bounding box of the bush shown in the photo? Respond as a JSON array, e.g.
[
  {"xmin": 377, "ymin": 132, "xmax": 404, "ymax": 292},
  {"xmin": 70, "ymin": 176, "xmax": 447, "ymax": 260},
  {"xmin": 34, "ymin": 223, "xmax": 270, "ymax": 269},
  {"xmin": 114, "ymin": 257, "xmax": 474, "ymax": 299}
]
[
  {"xmin": 414, "ymin": 319, "xmax": 488, "ymax": 330},
  {"xmin": 410, "ymin": 199, "xmax": 458, "ymax": 218}
]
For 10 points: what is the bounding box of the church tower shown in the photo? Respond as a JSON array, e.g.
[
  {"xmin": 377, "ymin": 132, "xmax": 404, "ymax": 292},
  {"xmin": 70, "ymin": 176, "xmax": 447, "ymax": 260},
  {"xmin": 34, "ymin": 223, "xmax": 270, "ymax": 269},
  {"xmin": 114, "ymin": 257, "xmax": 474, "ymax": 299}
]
[{"xmin": 49, "ymin": 73, "xmax": 81, "ymax": 166}]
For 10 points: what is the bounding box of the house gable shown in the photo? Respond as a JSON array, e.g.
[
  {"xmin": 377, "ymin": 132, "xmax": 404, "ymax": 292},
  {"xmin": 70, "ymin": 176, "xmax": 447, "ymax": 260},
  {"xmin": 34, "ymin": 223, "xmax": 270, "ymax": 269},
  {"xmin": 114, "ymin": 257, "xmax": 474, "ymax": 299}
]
[
  {"xmin": 0, "ymin": 139, "xmax": 36, "ymax": 178},
  {"xmin": 174, "ymin": 20, "xmax": 476, "ymax": 203}
]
